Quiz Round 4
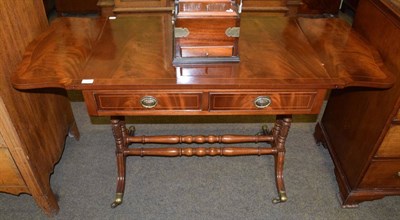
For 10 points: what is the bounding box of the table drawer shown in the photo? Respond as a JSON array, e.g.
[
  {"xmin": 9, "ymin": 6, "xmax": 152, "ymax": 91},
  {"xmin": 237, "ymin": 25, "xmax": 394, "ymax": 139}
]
[
  {"xmin": 181, "ymin": 46, "xmax": 234, "ymax": 57},
  {"xmin": 360, "ymin": 160, "xmax": 400, "ymax": 189},
  {"xmin": 376, "ymin": 125, "xmax": 400, "ymax": 157},
  {"xmin": 209, "ymin": 90, "xmax": 325, "ymax": 114},
  {"xmin": 83, "ymin": 90, "xmax": 326, "ymax": 116},
  {"xmin": 84, "ymin": 91, "xmax": 202, "ymax": 115}
]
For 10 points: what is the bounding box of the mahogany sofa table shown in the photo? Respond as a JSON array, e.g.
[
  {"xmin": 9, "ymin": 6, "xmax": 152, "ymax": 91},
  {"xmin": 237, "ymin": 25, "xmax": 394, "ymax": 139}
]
[{"xmin": 12, "ymin": 14, "xmax": 394, "ymax": 208}]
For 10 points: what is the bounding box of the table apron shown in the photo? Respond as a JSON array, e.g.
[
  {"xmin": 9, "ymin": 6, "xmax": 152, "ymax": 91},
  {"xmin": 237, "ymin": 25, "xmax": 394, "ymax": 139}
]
[{"xmin": 82, "ymin": 89, "xmax": 327, "ymax": 116}]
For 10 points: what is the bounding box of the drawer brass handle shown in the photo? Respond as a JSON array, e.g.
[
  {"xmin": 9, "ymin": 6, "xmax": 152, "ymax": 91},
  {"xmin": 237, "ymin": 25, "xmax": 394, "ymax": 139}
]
[
  {"xmin": 254, "ymin": 96, "xmax": 272, "ymax": 109},
  {"xmin": 140, "ymin": 96, "xmax": 158, "ymax": 109}
]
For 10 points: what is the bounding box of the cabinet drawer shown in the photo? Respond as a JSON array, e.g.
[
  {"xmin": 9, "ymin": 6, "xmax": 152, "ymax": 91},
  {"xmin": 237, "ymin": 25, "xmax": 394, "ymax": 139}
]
[
  {"xmin": 376, "ymin": 125, "xmax": 400, "ymax": 157},
  {"xmin": 181, "ymin": 46, "xmax": 234, "ymax": 57},
  {"xmin": 209, "ymin": 90, "xmax": 325, "ymax": 114},
  {"xmin": 360, "ymin": 160, "xmax": 400, "ymax": 188},
  {"xmin": 84, "ymin": 91, "xmax": 203, "ymax": 115},
  {"xmin": 0, "ymin": 148, "xmax": 25, "ymax": 186}
]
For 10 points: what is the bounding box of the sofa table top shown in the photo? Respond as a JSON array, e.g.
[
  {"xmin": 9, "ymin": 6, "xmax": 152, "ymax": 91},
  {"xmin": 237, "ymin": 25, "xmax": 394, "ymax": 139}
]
[{"xmin": 11, "ymin": 14, "xmax": 395, "ymax": 91}]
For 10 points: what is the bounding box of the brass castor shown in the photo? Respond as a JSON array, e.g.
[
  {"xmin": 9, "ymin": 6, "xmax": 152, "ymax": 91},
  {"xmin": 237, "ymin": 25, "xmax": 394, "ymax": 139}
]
[
  {"xmin": 111, "ymin": 193, "xmax": 123, "ymax": 208},
  {"xmin": 272, "ymin": 191, "xmax": 288, "ymax": 204}
]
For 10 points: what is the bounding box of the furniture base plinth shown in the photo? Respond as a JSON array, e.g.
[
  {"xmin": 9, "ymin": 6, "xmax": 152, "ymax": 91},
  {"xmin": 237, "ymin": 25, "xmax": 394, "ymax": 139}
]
[
  {"xmin": 109, "ymin": 115, "xmax": 292, "ymax": 207},
  {"xmin": 314, "ymin": 122, "xmax": 400, "ymax": 207}
]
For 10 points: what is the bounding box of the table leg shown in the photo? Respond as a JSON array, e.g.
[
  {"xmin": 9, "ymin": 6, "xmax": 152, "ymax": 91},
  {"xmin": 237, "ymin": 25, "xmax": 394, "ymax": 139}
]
[
  {"xmin": 271, "ymin": 115, "xmax": 292, "ymax": 204},
  {"xmin": 110, "ymin": 116, "xmax": 128, "ymax": 208},
  {"xmin": 108, "ymin": 115, "xmax": 292, "ymax": 207}
]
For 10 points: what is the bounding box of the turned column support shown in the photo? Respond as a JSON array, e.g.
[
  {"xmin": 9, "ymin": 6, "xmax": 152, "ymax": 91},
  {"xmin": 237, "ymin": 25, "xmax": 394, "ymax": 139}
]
[
  {"xmin": 271, "ymin": 115, "xmax": 292, "ymax": 204},
  {"xmin": 110, "ymin": 116, "xmax": 128, "ymax": 208}
]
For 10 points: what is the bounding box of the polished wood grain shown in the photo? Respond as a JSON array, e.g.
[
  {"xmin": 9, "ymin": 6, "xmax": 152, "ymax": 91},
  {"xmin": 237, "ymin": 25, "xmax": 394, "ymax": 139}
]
[
  {"xmin": 297, "ymin": 17, "xmax": 395, "ymax": 89},
  {"xmin": 12, "ymin": 14, "xmax": 394, "ymax": 91},
  {"xmin": 314, "ymin": 0, "xmax": 400, "ymax": 207},
  {"xmin": 0, "ymin": 0, "xmax": 79, "ymax": 216},
  {"xmin": 14, "ymin": 17, "xmax": 107, "ymax": 89}
]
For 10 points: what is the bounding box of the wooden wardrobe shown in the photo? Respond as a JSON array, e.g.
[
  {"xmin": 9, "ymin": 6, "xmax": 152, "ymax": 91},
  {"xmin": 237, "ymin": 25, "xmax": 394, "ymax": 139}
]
[
  {"xmin": 315, "ymin": 0, "xmax": 400, "ymax": 207},
  {"xmin": 0, "ymin": 0, "xmax": 78, "ymax": 216}
]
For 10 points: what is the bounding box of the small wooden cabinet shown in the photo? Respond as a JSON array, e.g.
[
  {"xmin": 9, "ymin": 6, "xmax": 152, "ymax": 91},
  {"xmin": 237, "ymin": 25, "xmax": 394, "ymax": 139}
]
[{"xmin": 315, "ymin": 0, "xmax": 400, "ymax": 207}]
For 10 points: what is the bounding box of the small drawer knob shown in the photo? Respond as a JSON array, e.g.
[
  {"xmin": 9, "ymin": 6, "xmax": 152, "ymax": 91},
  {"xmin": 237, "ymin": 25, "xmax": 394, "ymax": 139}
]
[
  {"xmin": 140, "ymin": 96, "xmax": 158, "ymax": 109},
  {"xmin": 254, "ymin": 96, "xmax": 272, "ymax": 109}
]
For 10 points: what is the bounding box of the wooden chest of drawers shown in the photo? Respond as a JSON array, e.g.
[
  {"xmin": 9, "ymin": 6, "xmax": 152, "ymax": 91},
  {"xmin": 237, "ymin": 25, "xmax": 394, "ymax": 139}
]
[
  {"xmin": 315, "ymin": 0, "xmax": 400, "ymax": 207},
  {"xmin": 0, "ymin": 147, "xmax": 26, "ymax": 192}
]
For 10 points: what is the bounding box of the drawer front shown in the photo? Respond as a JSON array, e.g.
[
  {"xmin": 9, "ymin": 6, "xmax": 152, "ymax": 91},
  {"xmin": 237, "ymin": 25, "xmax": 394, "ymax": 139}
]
[
  {"xmin": 209, "ymin": 91, "xmax": 325, "ymax": 114},
  {"xmin": 0, "ymin": 147, "xmax": 26, "ymax": 186},
  {"xmin": 83, "ymin": 90, "xmax": 326, "ymax": 116},
  {"xmin": 360, "ymin": 160, "xmax": 400, "ymax": 189},
  {"xmin": 181, "ymin": 46, "xmax": 233, "ymax": 57},
  {"xmin": 175, "ymin": 18, "xmax": 238, "ymax": 45},
  {"xmin": 84, "ymin": 91, "xmax": 203, "ymax": 115},
  {"xmin": 376, "ymin": 125, "xmax": 400, "ymax": 157}
]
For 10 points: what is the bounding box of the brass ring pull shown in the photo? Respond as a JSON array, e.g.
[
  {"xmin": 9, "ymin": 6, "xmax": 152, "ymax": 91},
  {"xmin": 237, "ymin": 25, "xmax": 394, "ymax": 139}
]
[
  {"xmin": 254, "ymin": 96, "xmax": 271, "ymax": 109},
  {"xmin": 140, "ymin": 96, "xmax": 158, "ymax": 109}
]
